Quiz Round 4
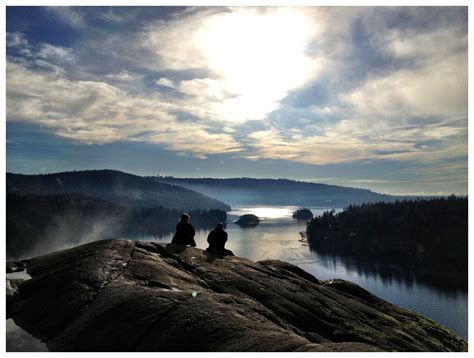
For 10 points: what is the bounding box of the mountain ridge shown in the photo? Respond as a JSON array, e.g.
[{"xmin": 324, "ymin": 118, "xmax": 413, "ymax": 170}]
[
  {"xmin": 153, "ymin": 176, "xmax": 406, "ymax": 207},
  {"xmin": 6, "ymin": 170, "xmax": 230, "ymax": 211}
]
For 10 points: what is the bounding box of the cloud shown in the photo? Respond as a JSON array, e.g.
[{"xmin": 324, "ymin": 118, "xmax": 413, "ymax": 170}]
[
  {"xmin": 140, "ymin": 125, "xmax": 242, "ymax": 158},
  {"xmin": 178, "ymin": 78, "xmax": 228, "ymax": 99},
  {"xmin": 105, "ymin": 70, "xmax": 141, "ymax": 81},
  {"xmin": 6, "ymin": 32, "xmax": 29, "ymax": 48},
  {"xmin": 242, "ymin": 7, "xmax": 467, "ymax": 169},
  {"xmin": 6, "ymin": 60, "xmax": 241, "ymax": 157},
  {"xmin": 6, "ymin": 32, "xmax": 32, "ymax": 56},
  {"xmin": 38, "ymin": 44, "xmax": 76, "ymax": 63},
  {"xmin": 140, "ymin": 7, "xmax": 324, "ymax": 122},
  {"xmin": 45, "ymin": 7, "xmax": 87, "ymax": 29},
  {"xmin": 338, "ymin": 54, "xmax": 467, "ymax": 123},
  {"xmin": 154, "ymin": 77, "xmax": 175, "ymax": 88},
  {"xmin": 98, "ymin": 8, "xmax": 125, "ymax": 23},
  {"xmin": 246, "ymin": 110, "xmax": 467, "ymax": 166},
  {"xmin": 6, "ymin": 7, "xmax": 468, "ymax": 176},
  {"xmin": 376, "ymin": 27, "xmax": 467, "ymax": 63}
]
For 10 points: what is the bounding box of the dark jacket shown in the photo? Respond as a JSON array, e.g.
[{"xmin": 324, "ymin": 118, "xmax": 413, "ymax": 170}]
[
  {"xmin": 171, "ymin": 221, "xmax": 196, "ymax": 247},
  {"xmin": 207, "ymin": 227, "xmax": 228, "ymax": 250}
]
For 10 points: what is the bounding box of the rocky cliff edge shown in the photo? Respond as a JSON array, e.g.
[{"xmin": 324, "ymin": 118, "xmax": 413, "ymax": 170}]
[{"xmin": 6, "ymin": 239, "xmax": 467, "ymax": 352}]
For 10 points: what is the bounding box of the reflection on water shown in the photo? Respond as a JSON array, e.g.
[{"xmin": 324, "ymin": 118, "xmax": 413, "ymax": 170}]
[
  {"xmin": 146, "ymin": 206, "xmax": 468, "ymax": 341},
  {"xmin": 6, "ymin": 318, "xmax": 48, "ymax": 352},
  {"xmin": 230, "ymin": 206, "xmax": 294, "ymax": 219}
]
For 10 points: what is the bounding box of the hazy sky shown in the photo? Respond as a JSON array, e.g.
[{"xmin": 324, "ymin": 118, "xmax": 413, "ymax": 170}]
[{"xmin": 6, "ymin": 6, "xmax": 468, "ymax": 195}]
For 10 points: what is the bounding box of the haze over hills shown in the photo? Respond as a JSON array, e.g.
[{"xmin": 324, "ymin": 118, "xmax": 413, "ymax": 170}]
[
  {"xmin": 6, "ymin": 170, "xmax": 230, "ymax": 211},
  {"xmin": 153, "ymin": 177, "xmax": 405, "ymax": 207},
  {"xmin": 7, "ymin": 169, "xmax": 423, "ymax": 210},
  {"xmin": 7, "ymin": 192, "xmax": 226, "ymax": 260}
]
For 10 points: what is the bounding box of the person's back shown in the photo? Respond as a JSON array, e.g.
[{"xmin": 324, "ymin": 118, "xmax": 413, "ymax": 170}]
[
  {"xmin": 171, "ymin": 213, "xmax": 196, "ymax": 247},
  {"xmin": 208, "ymin": 227, "xmax": 228, "ymax": 250},
  {"xmin": 206, "ymin": 223, "xmax": 233, "ymax": 256}
]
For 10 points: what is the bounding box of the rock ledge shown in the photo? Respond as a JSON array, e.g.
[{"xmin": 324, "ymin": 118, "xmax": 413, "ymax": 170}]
[{"xmin": 6, "ymin": 239, "xmax": 467, "ymax": 352}]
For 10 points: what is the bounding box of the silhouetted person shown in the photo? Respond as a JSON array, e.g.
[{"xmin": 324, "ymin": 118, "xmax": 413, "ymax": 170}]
[
  {"xmin": 171, "ymin": 213, "xmax": 196, "ymax": 247},
  {"xmin": 206, "ymin": 222, "xmax": 234, "ymax": 256}
]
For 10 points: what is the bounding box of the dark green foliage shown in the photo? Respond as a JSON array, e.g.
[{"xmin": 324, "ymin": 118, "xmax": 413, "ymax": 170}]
[
  {"xmin": 7, "ymin": 193, "xmax": 227, "ymax": 259},
  {"xmin": 292, "ymin": 208, "xmax": 313, "ymax": 220},
  {"xmin": 306, "ymin": 197, "xmax": 467, "ymax": 278},
  {"xmin": 7, "ymin": 170, "xmax": 231, "ymax": 211}
]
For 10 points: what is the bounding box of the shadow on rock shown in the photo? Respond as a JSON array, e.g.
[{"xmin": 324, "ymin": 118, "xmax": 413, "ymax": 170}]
[
  {"xmin": 164, "ymin": 243, "xmax": 188, "ymax": 254},
  {"xmin": 203, "ymin": 248, "xmax": 234, "ymax": 263}
]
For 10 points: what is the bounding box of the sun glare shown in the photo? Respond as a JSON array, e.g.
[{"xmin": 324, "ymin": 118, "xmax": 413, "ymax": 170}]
[
  {"xmin": 247, "ymin": 207, "xmax": 294, "ymax": 219},
  {"xmin": 195, "ymin": 8, "xmax": 318, "ymax": 121}
]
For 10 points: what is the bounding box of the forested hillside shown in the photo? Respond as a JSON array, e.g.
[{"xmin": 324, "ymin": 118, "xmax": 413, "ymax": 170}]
[
  {"xmin": 154, "ymin": 177, "xmax": 402, "ymax": 207},
  {"xmin": 7, "ymin": 170, "xmax": 231, "ymax": 211},
  {"xmin": 7, "ymin": 193, "xmax": 226, "ymax": 259},
  {"xmin": 307, "ymin": 197, "xmax": 467, "ymax": 280}
]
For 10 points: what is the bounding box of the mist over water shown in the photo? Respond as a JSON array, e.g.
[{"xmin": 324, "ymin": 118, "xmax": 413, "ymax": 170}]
[{"xmin": 12, "ymin": 214, "xmax": 121, "ymax": 261}]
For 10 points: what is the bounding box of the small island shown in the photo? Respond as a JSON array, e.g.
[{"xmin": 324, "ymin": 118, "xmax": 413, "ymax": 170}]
[
  {"xmin": 236, "ymin": 214, "xmax": 260, "ymax": 227},
  {"xmin": 292, "ymin": 208, "xmax": 313, "ymax": 220}
]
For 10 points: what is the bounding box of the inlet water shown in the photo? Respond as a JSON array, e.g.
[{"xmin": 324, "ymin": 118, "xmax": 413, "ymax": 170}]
[{"xmin": 148, "ymin": 205, "xmax": 468, "ymax": 341}]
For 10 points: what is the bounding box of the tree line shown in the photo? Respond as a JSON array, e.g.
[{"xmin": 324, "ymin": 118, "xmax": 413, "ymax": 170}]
[
  {"xmin": 306, "ymin": 196, "xmax": 467, "ymax": 278},
  {"xmin": 7, "ymin": 193, "xmax": 226, "ymax": 259}
]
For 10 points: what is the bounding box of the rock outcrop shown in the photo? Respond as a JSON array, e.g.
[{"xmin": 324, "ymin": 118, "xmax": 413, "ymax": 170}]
[
  {"xmin": 292, "ymin": 208, "xmax": 313, "ymax": 220},
  {"xmin": 6, "ymin": 239, "xmax": 467, "ymax": 352},
  {"xmin": 236, "ymin": 214, "xmax": 260, "ymax": 227}
]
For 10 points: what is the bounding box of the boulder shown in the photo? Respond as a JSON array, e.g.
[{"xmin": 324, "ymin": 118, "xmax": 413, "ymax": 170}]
[{"xmin": 6, "ymin": 239, "xmax": 467, "ymax": 352}]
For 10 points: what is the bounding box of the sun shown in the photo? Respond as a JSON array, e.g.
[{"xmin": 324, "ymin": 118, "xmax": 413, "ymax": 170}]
[{"xmin": 194, "ymin": 8, "xmax": 319, "ymax": 121}]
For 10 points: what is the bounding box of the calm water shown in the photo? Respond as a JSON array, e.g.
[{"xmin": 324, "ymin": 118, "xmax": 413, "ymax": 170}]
[{"xmin": 147, "ymin": 206, "xmax": 467, "ymax": 341}]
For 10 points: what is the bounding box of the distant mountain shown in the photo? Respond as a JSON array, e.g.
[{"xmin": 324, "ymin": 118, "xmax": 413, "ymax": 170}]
[
  {"xmin": 153, "ymin": 177, "xmax": 405, "ymax": 207},
  {"xmin": 7, "ymin": 170, "xmax": 231, "ymax": 211}
]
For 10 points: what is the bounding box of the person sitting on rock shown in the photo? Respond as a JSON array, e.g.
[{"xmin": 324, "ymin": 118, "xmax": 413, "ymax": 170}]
[
  {"xmin": 206, "ymin": 222, "xmax": 234, "ymax": 256},
  {"xmin": 171, "ymin": 213, "xmax": 196, "ymax": 247}
]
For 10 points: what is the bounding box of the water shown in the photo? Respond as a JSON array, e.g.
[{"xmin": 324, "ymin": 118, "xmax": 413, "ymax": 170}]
[
  {"xmin": 148, "ymin": 205, "xmax": 468, "ymax": 341},
  {"xmin": 6, "ymin": 269, "xmax": 48, "ymax": 351}
]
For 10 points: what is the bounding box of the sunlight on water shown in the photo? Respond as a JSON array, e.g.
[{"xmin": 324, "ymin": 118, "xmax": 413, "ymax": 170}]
[
  {"xmin": 145, "ymin": 205, "xmax": 467, "ymax": 341},
  {"xmin": 230, "ymin": 206, "xmax": 294, "ymax": 219}
]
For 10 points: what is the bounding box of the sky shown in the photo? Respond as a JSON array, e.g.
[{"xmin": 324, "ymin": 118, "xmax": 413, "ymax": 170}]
[{"xmin": 5, "ymin": 6, "xmax": 468, "ymax": 195}]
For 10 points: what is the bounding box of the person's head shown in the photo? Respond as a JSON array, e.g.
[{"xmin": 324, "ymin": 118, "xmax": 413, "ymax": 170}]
[
  {"xmin": 180, "ymin": 213, "xmax": 190, "ymax": 222},
  {"xmin": 216, "ymin": 222, "xmax": 224, "ymax": 230}
]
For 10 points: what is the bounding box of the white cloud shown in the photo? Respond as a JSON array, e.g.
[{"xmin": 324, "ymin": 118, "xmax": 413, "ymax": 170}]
[
  {"xmin": 178, "ymin": 78, "xmax": 228, "ymax": 99},
  {"xmin": 6, "ymin": 32, "xmax": 29, "ymax": 48},
  {"xmin": 45, "ymin": 7, "xmax": 86, "ymax": 29},
  {"xmin": 105, "ymin": 70, "xmax": 140, "ymax": 81},
  {"xmin": 98, "ymin": 9, "xmax": 124, "ymax": 23},
  {"xmin": 379, "ymin": 27, "xmax": 467, "ymax": 63},
  {"xmin": 6, "ymin": 60, "xmax": 241, "ymax": 156},
  {"xmin": 6, "ymin": 7, "xmax": 467, "ymax": 175},
  {"xmin": 154, "ymin": 77, "xmax": 175, "ymax": 88},
  {"xmin": 340, "ymin": 55, "xmax": 467, "ymax": 120},
  {"xmin": 6, "ymin": 32, "xmax": 32, "ymax": 56},
  {"xmin": 141, "ymin": 7, "xmax": 324, "ymax": 122},
  {"xmin": 38, "ymin": 44, "xmax": 76, "ymax": 63},
  {"xmin": 141, "ymin": 125, "xmax": 241, "ymax": 158}
]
